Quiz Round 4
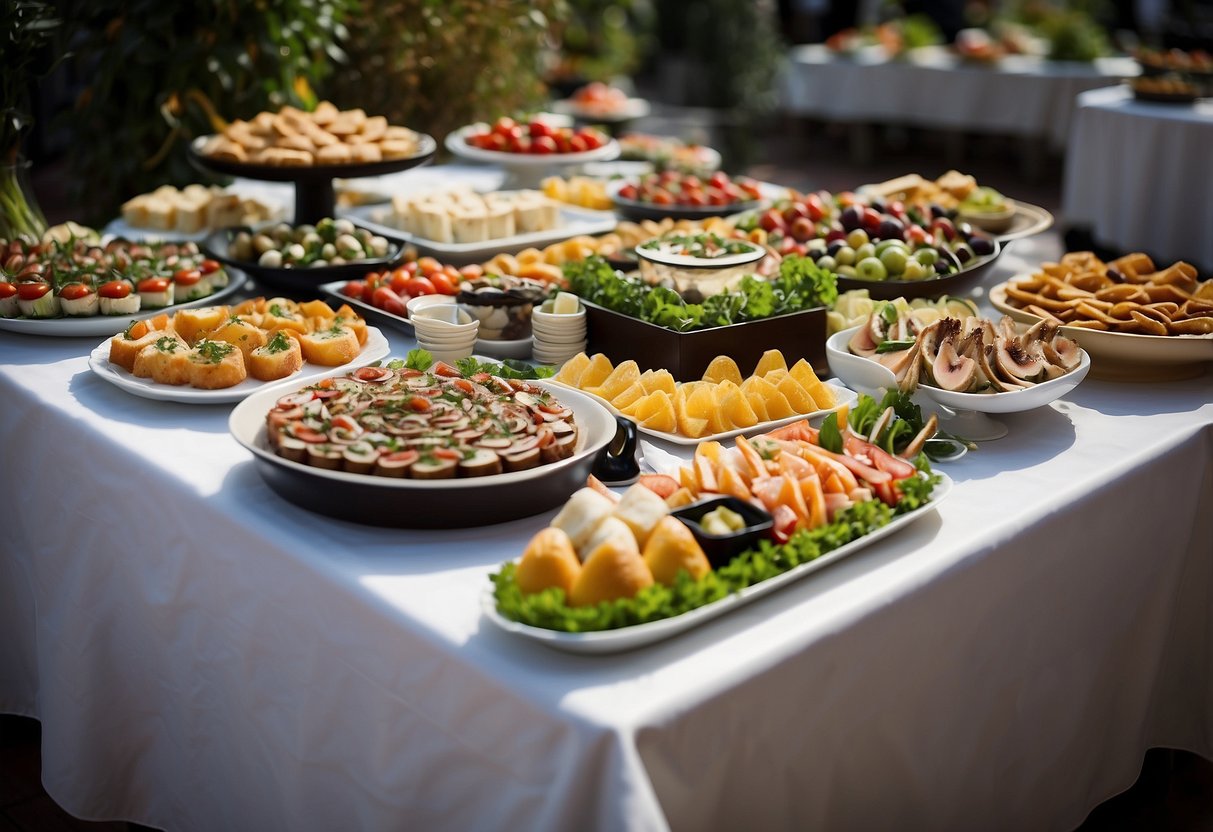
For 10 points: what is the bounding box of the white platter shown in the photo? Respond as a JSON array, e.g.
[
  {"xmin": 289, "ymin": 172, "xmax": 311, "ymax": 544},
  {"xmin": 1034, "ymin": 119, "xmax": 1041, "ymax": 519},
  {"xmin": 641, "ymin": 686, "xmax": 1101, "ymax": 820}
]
[
  {"xmin": 481, "ymin": 472, "xmax": 952, "ymax": 654},
  {"xmin": 102, "ymin": 218, "xmax": 214, "ymax": 243},
  {"xmin": 550, "ymin": 97, "xmax": 651, "ymax": 123},
  {"xmin": 0, "ymin": 273, "xmax": 248, "ymax": 338},
  {"xmin": 87, "ymin": 325, "xmax": 390, "ymax": 404},
  {"xmin": 444, "ymin": 124, "xmax": 621, "ymax": 168},
  {"xmin": 341, "ymin": 201, "xmax": 616, "ymax": 262},
  {"xmin": 317, "ymin": 280, "xmax": 532, "ymax": 360},
  {"xmin": 548, "ymin": 378, "xmax": 857, "ymax": 446},
  {"xmin": 990, "ymin": 281, "xmax": 1213, "ymax": 379},
  {"xmin": 826, "ymin": 325, "xmax": 1091, "ymax": 412}
]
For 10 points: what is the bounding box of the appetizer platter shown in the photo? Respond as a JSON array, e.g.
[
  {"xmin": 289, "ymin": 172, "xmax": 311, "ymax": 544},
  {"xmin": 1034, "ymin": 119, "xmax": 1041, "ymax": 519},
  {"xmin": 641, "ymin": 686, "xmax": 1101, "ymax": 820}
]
[
  {"xmin": 731, "ymin": 183, "xmax": 1002, "ymax": 298},
  {"xmin": 0, "ymin": 237, "xmax": 248, "ymax": 337},
  {"xmin": 550, "ymin": 349, "xmax": 856, "ymax": 445},
  {"xmin": 203, "ymin": 218, "xmax": 401, "ymax": 293},
  {"xmin": 616, "ymin": 133, "xmax": 722, "ymax": 176},
  {"xmin": 989, "ymin": 251, "xmax": 1213, "ymax": 378},
  {"xmin": 342, "ymin": 198, "xmax": 616, "ymax": 264},
  {"xmin": 445, "ymin": 118, "xmax": 620, "ymax": 188},
  {"xmin": 108, "ymin": 184, "xmax": 283, "ymax": 241},
  {"xmin": 485, "ymin": 417, "xmax": 948, "ymax": 653},
  {"xmin": 87, "ymin": 296, "xmax": 387, "ymax": 403},
  {"xmin": 827, "ymin": 312, "xmax": 1091, "ymax": 439},
  {"xmin": 551, "ymin": 82, "xmax": 650, "ymax": 123},
  {"xmin": 188, "ymin": 103, "xmax": 437, "ymax": 223},
  {"xmin": 608, "ymin": 171, "xmax": 770, "ymax": 221},
  {"xmin": 228, "ymin": 352, "xmax": 637, "ymax": 527}
]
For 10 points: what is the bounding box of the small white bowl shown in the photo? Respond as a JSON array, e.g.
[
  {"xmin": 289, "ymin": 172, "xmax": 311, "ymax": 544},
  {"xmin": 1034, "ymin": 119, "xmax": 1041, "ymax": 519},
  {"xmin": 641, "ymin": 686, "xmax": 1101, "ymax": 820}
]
[
  {"xmin": 406, "ymin": 294, "xmax": 456, "ymax": 318},
  {"xmin": 426, "ymin": 344, "xmax": 478, "ymax": 364},
  {"xmin": 411, "ymin": 303, "xmax": 475, "ymax": 326},
  {"xmin": 533, "ymin": 331, "xmax": 589, "ymax": 347}
]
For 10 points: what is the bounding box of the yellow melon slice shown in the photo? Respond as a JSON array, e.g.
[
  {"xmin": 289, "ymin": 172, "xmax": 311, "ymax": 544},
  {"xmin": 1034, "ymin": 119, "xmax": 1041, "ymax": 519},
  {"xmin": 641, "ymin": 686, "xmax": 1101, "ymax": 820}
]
[
  {"xmin": 640, "ymin": 369, "xmax": 676, "ymax": 396},
  {"xmin": 753, "ymin": 348, "xmax": 788, "ymax": 377},
  {"xmin": 777, "ymin": 375, "xmax": 818, "ymax": 414},
  {"xmin": 588, "ymin": 360, "xmax": 640, "ymax": 401},
  {"xmin": 577, "ymin": 353, "xmax": 615, "ymax": 390},
  {"xmin": 789, "ymin": 358, "xmax": 836, "ymax": 408},
  {"xmin": 702, "ymin": 355, "xmax": 743, "ymax": 385},
  {"xmin": 553, "ymin": 352, "xmax": 591, "ymax": 386}
]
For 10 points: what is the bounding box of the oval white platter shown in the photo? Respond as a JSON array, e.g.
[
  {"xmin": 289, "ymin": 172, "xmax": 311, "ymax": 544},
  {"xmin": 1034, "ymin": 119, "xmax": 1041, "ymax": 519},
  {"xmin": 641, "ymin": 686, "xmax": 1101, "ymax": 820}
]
[
  {"xmin": 87, "ymin": 325, "xmax": 390, "ymax": 404},
  {"xmin": 548, "ymin": 378, "xmax": 857, "ymax": 446},
  {"xmin": 0, "ymin": 273, "xmax": 248, "ymax": 338},
  {"xmin": 481, "ymin": 472, "xmax": 952, "ymax": 654}
]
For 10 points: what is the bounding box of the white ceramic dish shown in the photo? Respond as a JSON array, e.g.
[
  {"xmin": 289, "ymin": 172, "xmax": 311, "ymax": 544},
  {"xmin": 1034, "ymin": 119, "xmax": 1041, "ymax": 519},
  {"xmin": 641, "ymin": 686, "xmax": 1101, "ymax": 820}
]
[
  {"xmin": 0, "ymin": 273, "xmax": 248, "ymax": 338},
  {"xmin": 87, "ymin": 325, "xmax": 390, "ymax": 404},
  {"xmin": 550, "ymin": 97, "xmax": 651, "ymax": 123},
  {"xmin": 342, "ymin": 202, "xmax": 617, "ymax": 263},
  {"xmin": 444, "ymin": 124, "xmax": 621, "ymax": 168},
  {"xmin": 317, "ymin": 280, "xmax": 532, "ymax": 360},
  {"xmin": 990, "ymin": 282, "xmax": 1213, "ymax": 379},
  {"xmin": 481, "ymin": 472, "xmax": 951, "ymax": 654},
  {"xmin": 826, "ymin": 325, "xmax": 1091, "ymax": 437},
  {"xmin": 549, "ymin": 378, "xmax": 858, "ymax": 447}
]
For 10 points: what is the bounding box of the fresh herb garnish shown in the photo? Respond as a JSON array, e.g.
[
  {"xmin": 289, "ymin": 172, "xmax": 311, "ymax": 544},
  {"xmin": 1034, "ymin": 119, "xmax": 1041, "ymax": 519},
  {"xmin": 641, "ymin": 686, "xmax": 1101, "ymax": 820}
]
[
  {"xmin": 154, "ymin": 336, "xmax": 180, "ymax": 352},
  {"xmin": 265, "ymin": 331, "xmax": 291, "ymax": 353},
  {"xmin": 404, "ymin": 348, "xmax": 433, "ymax": 371},
  {"xmin": 875, "ymin": 339, "xmax": 915, "ymax": 354},
  {"xmin": 195, "ymin": 340, "xmax": 234, "ymax": 363},
  {"xmin": 817, "ymin": 410, "xmax": 844, "ymax": 453}
]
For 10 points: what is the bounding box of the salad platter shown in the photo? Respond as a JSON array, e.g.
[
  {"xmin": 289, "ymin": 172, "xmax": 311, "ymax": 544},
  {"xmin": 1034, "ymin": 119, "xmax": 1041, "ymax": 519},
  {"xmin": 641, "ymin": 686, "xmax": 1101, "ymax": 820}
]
[
  {"xmin": 88, "ymin": 326, "xmax": 390, "ymax": 404},
  {"xmin": 481, "ymin": 472, "xmax": 950, "ymax": 653}
]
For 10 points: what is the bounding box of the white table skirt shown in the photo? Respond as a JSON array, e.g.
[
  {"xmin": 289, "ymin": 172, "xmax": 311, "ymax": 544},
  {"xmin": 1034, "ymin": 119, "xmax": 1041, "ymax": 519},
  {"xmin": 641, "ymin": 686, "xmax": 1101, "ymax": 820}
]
[
  {"xmin": 1, "ymin": 315, "xmax": 1212, "ymax": 831},
  {"xmin": 1062, "ymin": 85, "xmax": 1213, "ymax": 272},
  {"xmin": 780, "ymin": 45, "xmax": 1137, "ymax": 149}
]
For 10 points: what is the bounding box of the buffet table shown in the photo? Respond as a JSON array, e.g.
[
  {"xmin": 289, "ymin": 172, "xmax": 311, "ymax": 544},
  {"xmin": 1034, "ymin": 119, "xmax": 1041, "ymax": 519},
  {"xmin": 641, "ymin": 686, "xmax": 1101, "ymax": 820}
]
[
  {"xmin": 780, "ymin": 45, "xmax": 1137, "ymax": 151},
  {"xmin": 2, "ymin": 316, "xmax": 1212, "ymax": 831},
  {"xmin": 1062, "ymin": 85, "xmax": 1213, "ymax": 272}
]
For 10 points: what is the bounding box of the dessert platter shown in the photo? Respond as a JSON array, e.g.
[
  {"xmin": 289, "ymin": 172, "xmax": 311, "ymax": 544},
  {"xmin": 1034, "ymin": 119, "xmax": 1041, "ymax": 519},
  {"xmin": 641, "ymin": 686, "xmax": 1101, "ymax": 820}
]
[
  {"xmin": 0, "ymin": 236, "xmax": 247, "ymax": 336},
  {"xmin": 189, "ymin": 103, "xmax": 437, "ymax": 223}
]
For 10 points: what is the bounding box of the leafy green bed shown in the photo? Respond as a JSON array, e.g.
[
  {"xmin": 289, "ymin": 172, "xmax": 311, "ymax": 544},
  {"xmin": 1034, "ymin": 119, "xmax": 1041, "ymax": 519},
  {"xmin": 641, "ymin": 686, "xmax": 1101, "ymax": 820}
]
[
  {"xmin": 491, "ymin": 463, "xmax": 939, "ymax": 633},
  {"xmin": 564, "ymin": 254, "xmax": 838, "ymax": 332}
]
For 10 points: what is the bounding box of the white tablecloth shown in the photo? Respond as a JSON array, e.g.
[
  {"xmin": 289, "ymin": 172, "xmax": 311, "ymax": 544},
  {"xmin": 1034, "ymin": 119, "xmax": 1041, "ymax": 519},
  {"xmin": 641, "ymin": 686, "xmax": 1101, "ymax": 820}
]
[
  {"xmin": 1062, "ymin": 85, "xmax": 1213, "ymax": 272},
  {"xmin": 2, "ymin": 314, "xmax": 1212, "ymax": 831},
  {"xmin": 780, "ymin": 45, "xmax": 1137, "ymax": 148}
]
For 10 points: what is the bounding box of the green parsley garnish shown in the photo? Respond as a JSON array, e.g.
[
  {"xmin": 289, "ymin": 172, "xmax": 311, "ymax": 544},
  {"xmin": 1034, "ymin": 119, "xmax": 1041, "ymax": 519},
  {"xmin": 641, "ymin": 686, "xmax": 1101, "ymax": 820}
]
[{"xmin": 195, "ymin": 340, "xmax": 234, "ymax": 363}]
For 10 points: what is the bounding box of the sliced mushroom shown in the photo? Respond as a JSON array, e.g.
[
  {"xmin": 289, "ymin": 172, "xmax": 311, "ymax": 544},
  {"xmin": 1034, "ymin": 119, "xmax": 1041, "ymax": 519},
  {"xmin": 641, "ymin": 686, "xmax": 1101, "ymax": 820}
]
[
  {"xmin": 410, "ymin": 457, "xmax": 458, "ymax": 479},
  {"xmin": 931, "ymin": 333, "xmax": 979, "ymax": 392},
  {"xmin": 995, "ymin": 338, "xmax": 1045, "ymax": 381},
  {"xmin": 458, "ymin": 449, "xmax": 503, "ymax": 478},
  {"xmin": 849, "ymin": 323, "xmax": 880, "ymax": 358},
  {"xmin": 502, "ymin": 448, "xmax": 541, "ymax": 472}
]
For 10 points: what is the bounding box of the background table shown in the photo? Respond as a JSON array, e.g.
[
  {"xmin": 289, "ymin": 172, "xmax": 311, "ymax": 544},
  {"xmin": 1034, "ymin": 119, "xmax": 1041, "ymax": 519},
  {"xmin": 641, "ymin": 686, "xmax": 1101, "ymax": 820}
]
[
  {"xmin": 2, "ymin": 305, "xmax": 1211, "ymax": 830},
  {"xmin": 1062, "ymin": 85, "xmax": 1213, "ymax": 273}
]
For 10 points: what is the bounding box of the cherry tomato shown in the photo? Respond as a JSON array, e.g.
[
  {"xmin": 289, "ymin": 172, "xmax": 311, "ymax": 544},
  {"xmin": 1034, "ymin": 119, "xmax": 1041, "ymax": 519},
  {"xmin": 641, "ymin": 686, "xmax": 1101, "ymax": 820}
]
[
  {"xmin": 492, "ymin": 117, "xmax": 516, "ymax": 136},
  {"xmin": 342, "ymin": 280, "xmax": 366, "ymax": 299},
  {"xmin": 528, "ymin": 121, "xmax": 550, "ymax": 139},
  {"xmin": 459, "ymin": 264, "xmax": 483, "ymax": 280},
  {"xmin": 174, "ymin": 269, "xmax": 202, "ymax": 286},
  {"xmin": 198, "ymin": 259, "xmax": 222, "ymax": 275},
  {"xmin": 389, "ymin": 272, "xmax": 411, "ymax": 295},
  {"xmin": 404, "ymin": 276, "xmax": 436, "ymax": 297},
  {"xmin": 371, "ymin": 286, "xmax": 407, "ymax": 317},
  {"xmin": 429, "ymin": 272, "xmax": 458, "ymax": 295},
  {"xmin": 652, "ymin": 190, "xmax": 674, "ymax": 206},
  {"xmin": 16, "ymin": 281, "xmax": 50, "ymax": 300},
  {"xmin": 0, "ymin": 282, "xmax": 16, "ymax": 299},
  {"xmin": 579, "ymin": 130, "xmax": 605, "ymax": 150},
  {"xmin": 554, "ymin": 133, "xmax": 572, "ymax": 153},
  {"xmin": 708, "ymin": 171, "xmax": 730, "ymax": 190},
  {"xmin": 136, "ymin": 277, "xmax": 170, "ymax": 293},
  {"xmin": 416, "ymin": 257, "xmax": 441, "ymax": 277},
  {"xmin": 531, "ymin": 135, "xmax": 557, "ymax": 154},
  {"xmin": 58, "ymin": 282, "xmax": 93, "ymax": 301},
  {"xmin": 409, "ymin": 396, "xmax": 432, "ymax": 413},
  {"xmin": 98, "ymin": 280, "xmax": 132, "ymax": 299},
  {"xmin": 510, "ymin": 137, "xmax": 531, "ymax": 154},
  {"xmin": 618, "ymin": 184, "xmax": 639, "ymax": 201},
  {"xmin": 804, "ymin": 193, "xmax": 827, "ymax": 222}
]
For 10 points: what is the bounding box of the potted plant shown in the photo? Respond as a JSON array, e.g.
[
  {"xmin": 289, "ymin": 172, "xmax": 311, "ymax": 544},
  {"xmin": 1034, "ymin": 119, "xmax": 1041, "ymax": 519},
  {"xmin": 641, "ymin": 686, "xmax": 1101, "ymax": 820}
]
[{"xmin": 1, "ymin": 0, "xmax": 62, "ymax": 239}]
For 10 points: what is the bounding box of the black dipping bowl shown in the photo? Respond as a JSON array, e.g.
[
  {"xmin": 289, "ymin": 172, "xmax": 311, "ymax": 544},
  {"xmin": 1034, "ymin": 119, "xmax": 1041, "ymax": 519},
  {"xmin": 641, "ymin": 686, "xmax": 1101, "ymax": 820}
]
[{"xmin": 671, "ymin": 496, "xmax": 774, "ymax": 568}]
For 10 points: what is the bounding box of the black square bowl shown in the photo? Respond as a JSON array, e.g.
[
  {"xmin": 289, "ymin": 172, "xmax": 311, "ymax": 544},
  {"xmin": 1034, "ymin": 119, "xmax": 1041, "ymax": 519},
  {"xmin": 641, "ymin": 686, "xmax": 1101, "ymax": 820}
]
[{"xmin": 671, "ymin": 496, "xmax": 774, "ymax": 568}]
